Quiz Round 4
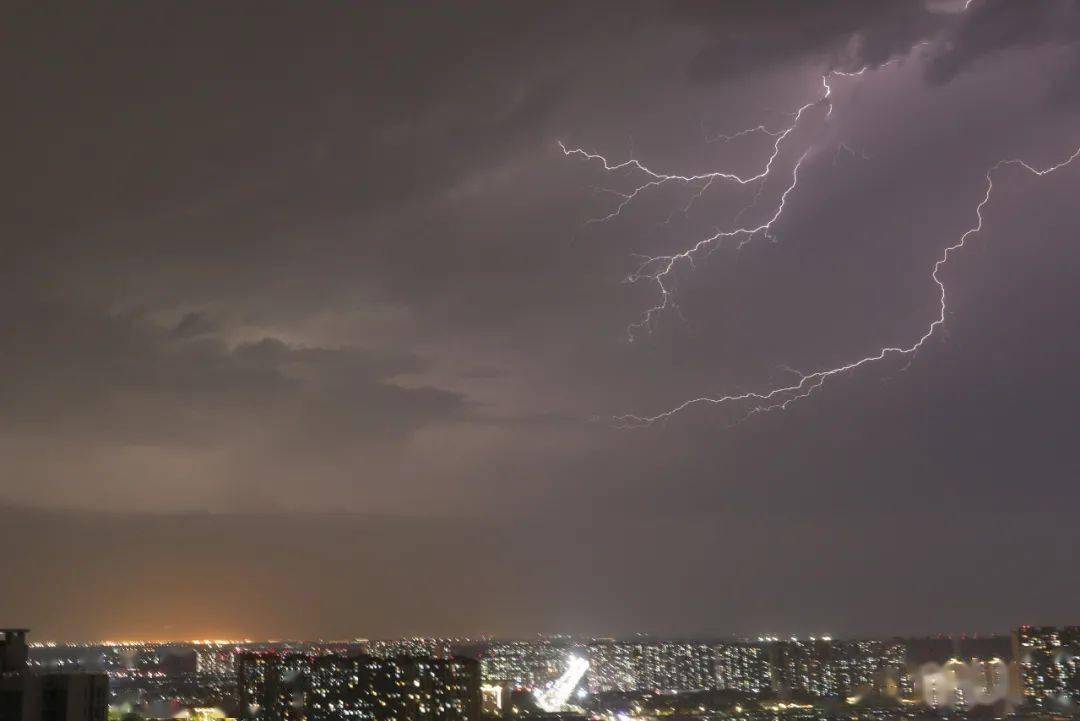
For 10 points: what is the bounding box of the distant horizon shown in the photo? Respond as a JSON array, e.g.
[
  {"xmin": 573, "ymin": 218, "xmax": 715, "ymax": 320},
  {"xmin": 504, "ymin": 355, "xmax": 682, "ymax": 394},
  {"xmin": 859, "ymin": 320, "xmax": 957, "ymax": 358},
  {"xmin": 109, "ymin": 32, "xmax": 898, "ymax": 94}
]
[{"xmin": 23, "ymin": 630, "xmax": 1037, "ymax": 646}]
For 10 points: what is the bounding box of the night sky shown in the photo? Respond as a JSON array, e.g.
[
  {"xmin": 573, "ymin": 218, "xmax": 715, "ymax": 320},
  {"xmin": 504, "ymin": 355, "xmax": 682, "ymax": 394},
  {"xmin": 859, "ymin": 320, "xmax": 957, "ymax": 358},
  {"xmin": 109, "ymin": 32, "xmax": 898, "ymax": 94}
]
[{"xmin": 4, "ymin": 1, "xmax": 1080, "ymax": 641}]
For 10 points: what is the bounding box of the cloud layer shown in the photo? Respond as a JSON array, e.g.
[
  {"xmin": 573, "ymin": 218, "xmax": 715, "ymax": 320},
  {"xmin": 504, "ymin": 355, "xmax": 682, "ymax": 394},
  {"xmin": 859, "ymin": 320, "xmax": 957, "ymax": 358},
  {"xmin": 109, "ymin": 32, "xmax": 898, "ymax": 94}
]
[{"xmin": 3, "ymin": 0, "xmax": 1080, "ymax": 637}]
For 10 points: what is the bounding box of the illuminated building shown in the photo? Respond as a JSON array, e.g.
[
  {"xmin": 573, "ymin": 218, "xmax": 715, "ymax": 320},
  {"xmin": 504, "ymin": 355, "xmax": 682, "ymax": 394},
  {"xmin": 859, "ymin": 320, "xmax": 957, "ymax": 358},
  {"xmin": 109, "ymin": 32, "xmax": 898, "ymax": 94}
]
[
  {"xmin": 0, "ymin": 629, "xmax": 108, "ymax": 721},
  {"xmin": 196, "ymin": 646, "xmax": 238, "ymax": 680},
  {"xmin": 480, "ymin": 642, "xmax": 568, "ymax": 690},
  {"xmin": 714, "ymin": 642, "xmax": 773, "ymax": 693},
  {"xmin": 583, "ymin": 641, "xmax": 716, "ymax": 693},
  {"xmin": 362, "ymin": 641, "xmax": 459, "ymax": 660},
  {"xmin": 307, "ymin": 655, "xmax": 479, "ymax": 721},
  {"xmin": 236, "ymin": 652, "xmax": 312, "ymax": 721},
  {"xmin": 913, "ymin": 657, "xmax": 1013, "ymax": 709},
  {"xmin": 479, "ymin": 684, "xmax": 505, "ymax": 716},
  {"xmin": 771, "ymin": 638, "xmax": 906, "ymax": 699},
  {"xmin": 587, "ymin": 638, "xmax": 902, "ymax": 696},
  {"xmin": 973, "ymin": 656, "xmax": 1010, "ymax": 703},
  {"xmin": 635, "ymin": 643, "xmax": 716, "ymax": 692},
  {"xmin": 583, "ymin": 642, "xmax": 637, "ymax": 693},
  {"xmin": 1014, "ymin": 625, "xmax": 1080, "ymax": 708}
]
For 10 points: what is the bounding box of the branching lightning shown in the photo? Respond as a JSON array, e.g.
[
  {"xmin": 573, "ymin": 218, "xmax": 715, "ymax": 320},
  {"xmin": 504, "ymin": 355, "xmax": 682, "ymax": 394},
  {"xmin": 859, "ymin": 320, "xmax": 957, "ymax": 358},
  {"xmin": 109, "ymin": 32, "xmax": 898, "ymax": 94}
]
[
  {"xmin": 560, "ymin": 42, "xmax": 1080, "ymax": 426},
  {"xmin": 559, "ymin": 75, "xmax": 831, "ymax": 341},
  {"xmin": 614, "ymin": 143, "xmax": 1080, "ymax": 427}
]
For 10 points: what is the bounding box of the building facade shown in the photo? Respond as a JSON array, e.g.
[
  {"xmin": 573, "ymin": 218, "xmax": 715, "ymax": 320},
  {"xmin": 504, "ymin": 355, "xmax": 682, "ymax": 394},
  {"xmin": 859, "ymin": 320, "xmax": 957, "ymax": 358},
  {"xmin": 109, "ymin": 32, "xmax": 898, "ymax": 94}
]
[
  {"xmin": 583, "ymin": 641, "xmax": 717, "ymax": 694},
  {"xmin": 584, "ymin": 642, "xmax": 637, "ymax": 693},
  {"xmin": 237, "ymin": 652, "xmax": 313, "ymax": 721},
  {"xmin": 479, "ymin": 642, "xmax": 568, "ymax": 690},
  {"xmin": 771, "ymin": 638, "xmax": 907, "ymax": 699},
  {"xmin": 1014, "ymin": 625, "xmax": 1080, "ymax": 708},
  {"xmin": 0, "ymin": 630, "xmax": 107, "ymax": 721},
  {"xmin": 307, "ymin": 655, "xmax": 479, "ymax": 721},
  {"xmin": 714, "ymin": 642, "xmax": 773, "ymax": 694}
]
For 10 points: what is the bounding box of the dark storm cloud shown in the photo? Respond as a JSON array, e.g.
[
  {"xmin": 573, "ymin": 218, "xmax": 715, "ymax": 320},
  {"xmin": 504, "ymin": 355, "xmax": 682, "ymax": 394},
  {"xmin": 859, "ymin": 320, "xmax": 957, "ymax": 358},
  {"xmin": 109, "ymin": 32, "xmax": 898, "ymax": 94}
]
[
  {"xmin": 4, "ymin": 1, "xmax": 1080, "ymax": 638},
  {"xmin": 170, "ymin": 311, "xmax": 219, "ymax": 339},
  {"xmin": 680, "ymin": 0, "xmax": 1080, "ymax": 98},
  {"xmin": 675, "ymin": 0, "xmax": 943, "ymax": 81},
  {"xmin": 926, "ymin": 0, "xmax": 1080, "ymax": 84},
  {"xmin": 1, "ymin": 296, "xmax": 460, "ymax": 437},
  {"xmin": 0, "ymin": 289, "xmax": 466, "ymax": 500}
]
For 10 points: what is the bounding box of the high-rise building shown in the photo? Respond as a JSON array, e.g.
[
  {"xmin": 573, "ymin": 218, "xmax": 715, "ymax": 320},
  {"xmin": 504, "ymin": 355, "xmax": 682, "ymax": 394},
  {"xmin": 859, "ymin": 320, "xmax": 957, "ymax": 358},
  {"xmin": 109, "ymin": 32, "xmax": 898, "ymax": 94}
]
[
  {"xmin": 0, "ymin": 630, "xmax": 107, "ymax": 721},
  {"xmin": 584, "ymin": 642, "xmax": 637, "ymax": 693},
  {"xmin": 714, "ymin": 642, "xmax": 773, "ymax": 694},
  {"xmin": 196, "ymin": 646, "xmax": 238, "ymax": 680},
  {"xmin": 913, "ymin": 657, "xmax": 1013, "ymax": 709},
  {"xmin": 236, "ymin": 652, "xmax": 312, "ymax": 721},
  {"xmin": 363, "ymin": 640, "xmax": 458, "ymax": 660},
  {"xmin": 771, "ymin": 638, "xmax": 906, "ymax": 699},
  {"xmin": 583, "ymin": 641, "xmax": 717, "ymax": 693},
  {"xmin": 307, "ymin": 655, "xmax": 479, "ymax": 721},
  {"xmin": 1, "ymin": 632, "xmax": 29, "ymax": 676},
  {"xmin": 480, "ymin": 642, "xmax": 568, "ymax": 690},
  {"xmin": 1014, "ymin": 625, "xmax": 1080, "ymax": 708},
  {"xmin": 636, "ymin": 643, "xmax": 716, "ymax": 692}
]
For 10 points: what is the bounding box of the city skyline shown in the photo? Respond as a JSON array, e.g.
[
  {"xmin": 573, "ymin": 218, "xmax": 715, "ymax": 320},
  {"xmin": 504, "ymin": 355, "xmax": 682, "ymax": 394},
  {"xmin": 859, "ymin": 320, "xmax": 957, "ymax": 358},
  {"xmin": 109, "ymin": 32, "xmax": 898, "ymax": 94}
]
[
  {"xmin": 11, "ymin": 632, "xmax": 1031, "ymax": 647},
  {"xmin": 11, "ymin": 624, "xmax": 1080, "ymax": 721},
  {"xmin": 23, "ymin": 627, "xmax": 1078, "ymax": 704}
]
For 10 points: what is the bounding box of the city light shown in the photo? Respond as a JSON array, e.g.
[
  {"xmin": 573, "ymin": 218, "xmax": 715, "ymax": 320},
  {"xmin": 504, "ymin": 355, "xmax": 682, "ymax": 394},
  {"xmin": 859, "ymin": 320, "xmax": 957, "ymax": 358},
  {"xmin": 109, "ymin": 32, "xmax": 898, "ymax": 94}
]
[{"xmin": 533, "ymin": 654, "xmax": 590, "ymax": 712}]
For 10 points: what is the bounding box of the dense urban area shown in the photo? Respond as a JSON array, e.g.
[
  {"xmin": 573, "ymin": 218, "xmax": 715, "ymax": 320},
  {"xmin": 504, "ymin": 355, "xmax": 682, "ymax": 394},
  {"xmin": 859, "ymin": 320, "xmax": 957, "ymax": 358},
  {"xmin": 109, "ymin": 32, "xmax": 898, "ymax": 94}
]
[{"xmin": 3, "ymin": 627, "xmax": 1080, "ymax": 721}]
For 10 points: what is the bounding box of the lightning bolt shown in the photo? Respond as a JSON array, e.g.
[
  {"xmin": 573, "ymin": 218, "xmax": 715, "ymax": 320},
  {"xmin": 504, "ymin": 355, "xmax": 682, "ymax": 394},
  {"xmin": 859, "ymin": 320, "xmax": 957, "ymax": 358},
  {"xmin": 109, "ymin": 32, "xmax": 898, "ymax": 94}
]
[
  {"xmin": 705, "ymin": 123, "xmax": 787, "ymax": 145},
  {"xmin": 559, "ymin": 32, "xmax": 1079, "ymax": 426},
  {"xmin": 623, "ymin": 149, "xmax": 810, "ymax": 340},
  {"xmin": 613, "ymin": 144, "xmax": 1080, "ymax": 427},
  {"xmin": 557, "ymin": 91, "xmax": 815, "ymax": 227},
  {"xmin": 560, "ymin": 46, "xmax": 934, "ymax": 342},
  {"xmin": 560, "ymin": 76, "xmax": 830, "ymax": 341},
  {"xmin": 833, "ymin": 142, "xmax": 870, "ymax": 165}
]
